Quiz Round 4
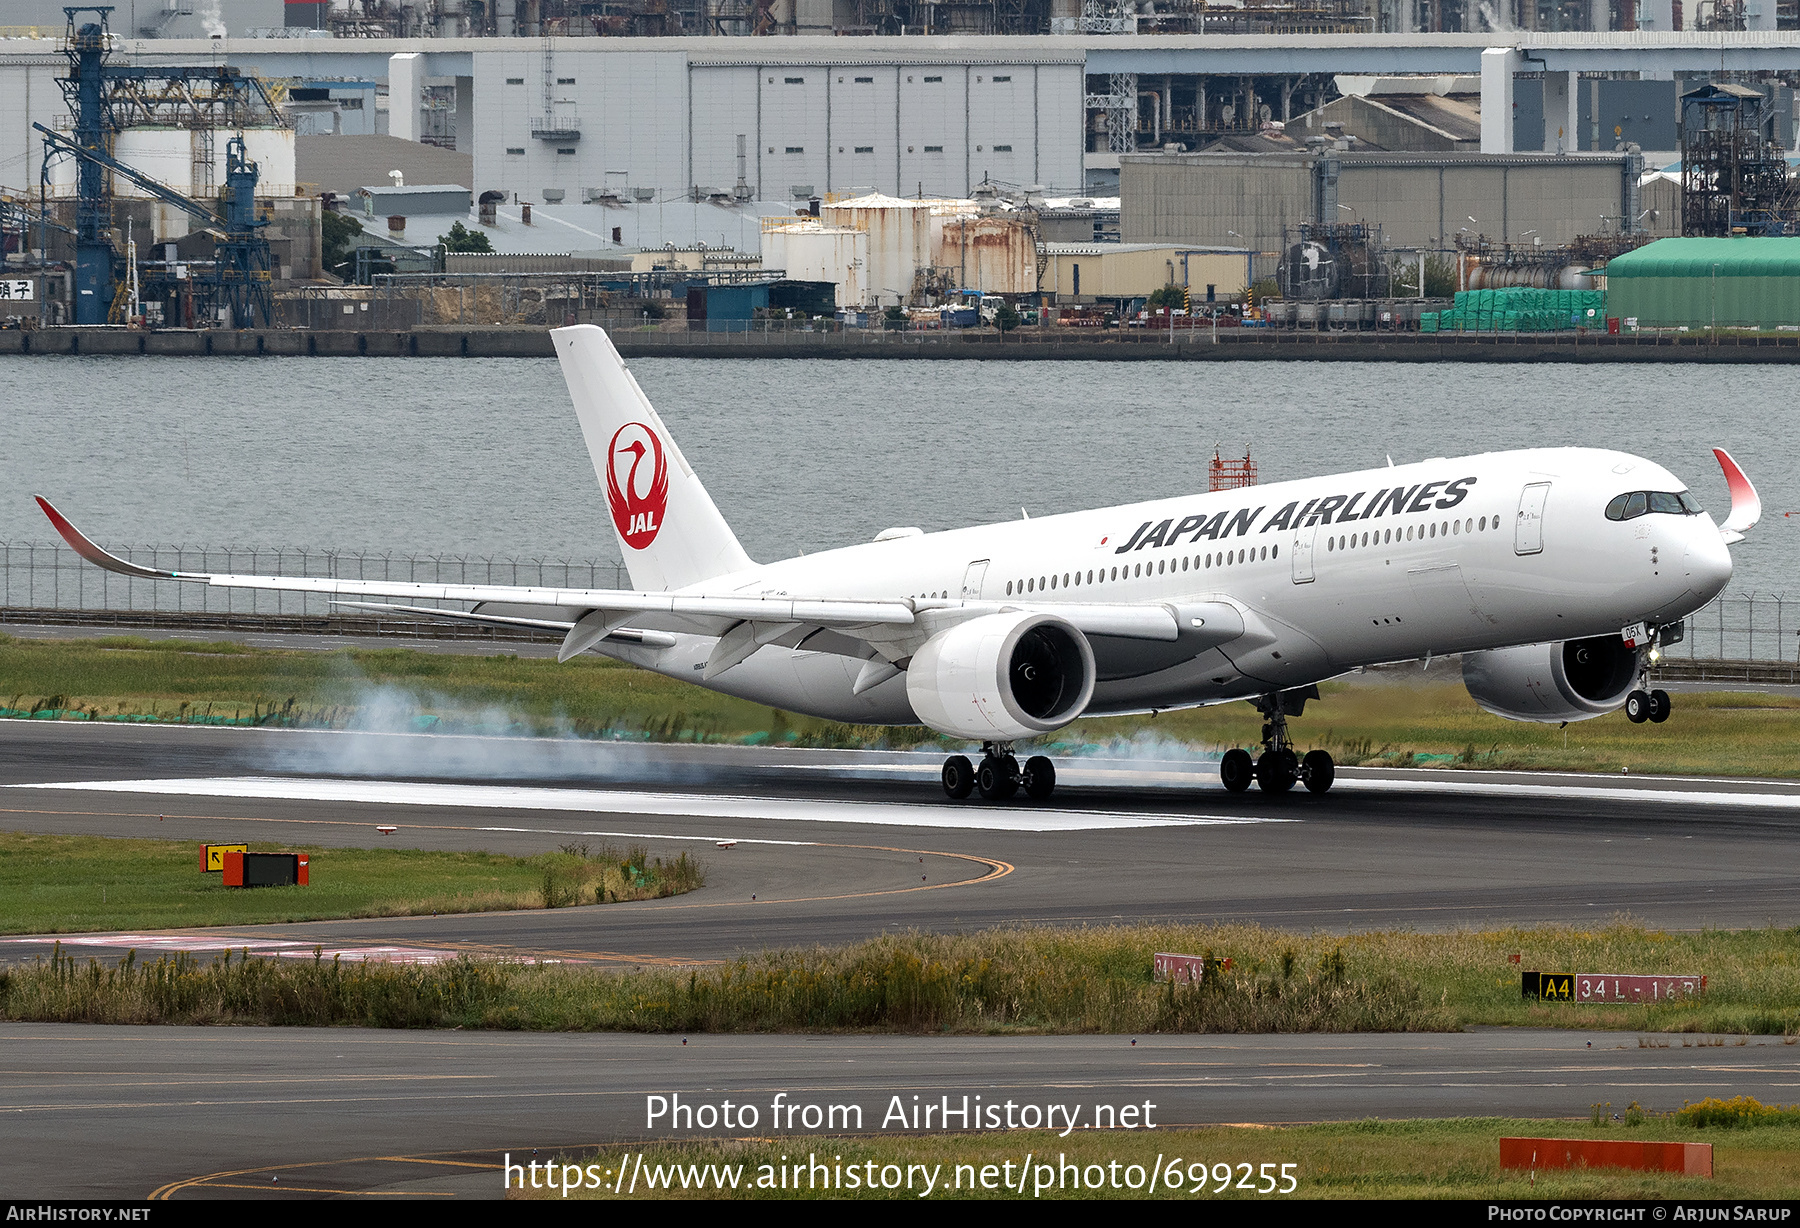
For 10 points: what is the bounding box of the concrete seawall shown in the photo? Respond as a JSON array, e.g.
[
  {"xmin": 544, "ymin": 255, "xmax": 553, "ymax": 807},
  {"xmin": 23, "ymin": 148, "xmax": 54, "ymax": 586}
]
[{"xmin": 4, "ymin": 326, "xmax": 1799, "ymax": 363}]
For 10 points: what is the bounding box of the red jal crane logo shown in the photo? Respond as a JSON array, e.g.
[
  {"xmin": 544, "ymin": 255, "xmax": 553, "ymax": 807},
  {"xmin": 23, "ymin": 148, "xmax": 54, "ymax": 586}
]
[{"xmin": 606, "ymin": 422, "xmax": 669, "ymax": 550}]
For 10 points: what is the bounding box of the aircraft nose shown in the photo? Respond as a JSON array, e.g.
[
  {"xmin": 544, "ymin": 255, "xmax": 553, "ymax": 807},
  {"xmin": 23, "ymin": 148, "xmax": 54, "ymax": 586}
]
[{"xmin": 1683, "ymin": 522, "xmax": 1733, "ymax": 602}]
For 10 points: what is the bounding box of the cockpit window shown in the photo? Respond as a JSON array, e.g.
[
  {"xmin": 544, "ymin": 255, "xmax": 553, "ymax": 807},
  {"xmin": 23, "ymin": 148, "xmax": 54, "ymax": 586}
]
[{"xmin": 1606, "ymin": 490, "xmax": 1699, "ymax": 521}]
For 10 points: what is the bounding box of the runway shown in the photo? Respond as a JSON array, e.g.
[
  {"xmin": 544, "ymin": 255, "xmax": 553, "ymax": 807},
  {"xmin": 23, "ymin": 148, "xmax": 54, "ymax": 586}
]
[
  {"xmin": 2, "ymin": 718, "xmax": 1798, "ymax": 968},
  {"xmin": 4, "ymin": 721, "xmax": 1800, "ymax": 1198},
  {"xmin": 4, "ymin": 1024, "xmax": 1798, "ymax": 1199}
]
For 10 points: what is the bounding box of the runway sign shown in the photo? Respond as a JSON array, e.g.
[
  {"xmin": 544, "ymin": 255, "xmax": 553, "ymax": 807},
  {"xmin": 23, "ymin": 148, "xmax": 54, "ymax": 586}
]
[
  {"xmin": 1575, "ymin": 973, "xmax": 1705, "ymax": 1003},
  {"xmin": 222, "ymin": 851, "xmax": 309, "ymax": 888},
  {"xmin": 1153, "ymin": 952, "xmax": 1206, "ymax": 984},
  {"xmin": 1520, "ymin": 971, "xmax": 1574, "ymax": 1000},
  {"xmin": 199, "ymin": 843, "xmax": 248, "ymax": 872},
  {"xmin": 1522, "ymin": 971, "xmax": 1704, "ymax": 1002},
  {"xmin": 1500, "ymin": 1137, "xmax": 1711, "ymax": 1177}
]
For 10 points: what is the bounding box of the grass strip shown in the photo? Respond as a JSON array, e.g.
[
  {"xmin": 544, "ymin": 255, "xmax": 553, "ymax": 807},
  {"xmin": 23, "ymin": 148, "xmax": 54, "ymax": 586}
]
[
  {"xmin": 5, "ymin": 633, "xmax": 1800, "ymax": 776},
  {"xmin": 517, "ymin": 1117, "xmax": 1800, "ymax": 1200},
  {"xmin": 0, "ymin": 832, "xmax": 703, "ymax": 934},
  {"xmin": 4, "ymin": 921, "xmax": 1797, "ymax": 1034}
]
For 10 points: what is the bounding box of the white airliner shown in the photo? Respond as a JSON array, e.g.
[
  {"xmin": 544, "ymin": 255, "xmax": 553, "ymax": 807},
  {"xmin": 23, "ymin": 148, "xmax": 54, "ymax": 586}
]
[{"xmin": 36, "ymin": 325, "xmax": 1759, "ymax": 801}]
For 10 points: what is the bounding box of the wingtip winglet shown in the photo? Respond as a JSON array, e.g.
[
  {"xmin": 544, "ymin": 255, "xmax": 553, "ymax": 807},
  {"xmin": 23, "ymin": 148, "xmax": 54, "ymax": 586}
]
[
  {"xmin": 34, "ymin": 494, "xmax": 93, "ymax": 558},
  {"xmin": 33, "ymin": 496, "xmax": 178, "ymax": 580},
  {"xmin": 1713, "ymin": 447, "xmax": 1760, "ymax": 537}
]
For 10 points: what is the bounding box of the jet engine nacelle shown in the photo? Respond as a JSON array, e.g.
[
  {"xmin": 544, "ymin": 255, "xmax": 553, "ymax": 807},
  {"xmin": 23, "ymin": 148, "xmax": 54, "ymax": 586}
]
[
  {"xmin": 1461, "ymin": 635, "xmax": 1644, "ymax": 723},
  {"xmin": 906, "ymin": 611, "xmax": 1096, "ymax": 741}
]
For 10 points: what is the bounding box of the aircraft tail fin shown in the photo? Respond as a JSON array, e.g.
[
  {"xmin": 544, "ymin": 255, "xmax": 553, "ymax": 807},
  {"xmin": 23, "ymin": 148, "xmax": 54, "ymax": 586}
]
[{"xmin": 552, "ymin": 325, "xmax": 755, "ymax": 591}]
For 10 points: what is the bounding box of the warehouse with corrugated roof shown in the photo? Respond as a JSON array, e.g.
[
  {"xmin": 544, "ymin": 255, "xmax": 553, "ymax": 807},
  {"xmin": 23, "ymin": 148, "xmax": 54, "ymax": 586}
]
[{"xmin": 1604, "ymin": 237, "xmax": 1800, "ymax": 329}]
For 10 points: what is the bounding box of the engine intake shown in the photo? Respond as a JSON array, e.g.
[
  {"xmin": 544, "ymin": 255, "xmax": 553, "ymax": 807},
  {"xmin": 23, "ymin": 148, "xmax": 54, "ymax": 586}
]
[
  {"xmin": 1461, "ymin": 635, "xmax": 1644, "ymax": 724},
  {"xmin": 906, "ymin": 612, "xmax": 1096, "ymax": 741}
]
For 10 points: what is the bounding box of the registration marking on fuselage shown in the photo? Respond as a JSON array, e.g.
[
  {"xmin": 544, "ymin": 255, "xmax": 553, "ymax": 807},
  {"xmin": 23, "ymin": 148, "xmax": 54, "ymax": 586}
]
[{"xmin": 8, "ymin": 777, "xmax": 1293, "ymax": 833}]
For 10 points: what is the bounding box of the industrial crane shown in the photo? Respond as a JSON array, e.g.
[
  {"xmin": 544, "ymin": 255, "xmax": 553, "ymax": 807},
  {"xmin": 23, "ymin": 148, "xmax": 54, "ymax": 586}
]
[
  {"xmin": 37, "ymin": 123, "xmax": 272, "ymax": 329},
  {"xmin": 39, "ymin": 6, "xmax": 279, "ymax": 328}
]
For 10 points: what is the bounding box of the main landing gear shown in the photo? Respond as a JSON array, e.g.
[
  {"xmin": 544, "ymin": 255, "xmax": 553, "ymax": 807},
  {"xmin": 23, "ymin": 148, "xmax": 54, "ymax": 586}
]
[
  {"xmin": 1220, "ymin": 691, "xmax": 1334, "ymax": 796},
  {"xmin": 941, "ymin": 743, "xmax": 1056, "ymax": 802}
]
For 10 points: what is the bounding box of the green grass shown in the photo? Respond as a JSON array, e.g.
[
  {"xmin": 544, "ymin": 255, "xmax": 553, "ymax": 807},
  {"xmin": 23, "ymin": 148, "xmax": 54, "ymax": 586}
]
[
  {"xmin": 5, "ymin": 633, "xmax": 1800, "ymax": 776},
  {"xmin": 0, "ymin": 832, "xmax": 704, "ymax": 934},
  {"xmin": 520, "ymin": 1117, "xmax": 1800, "ymax": 1200},
  {"xmin": 5, "ymin": 919, "xmax": 1797, "ymax": 1035}
]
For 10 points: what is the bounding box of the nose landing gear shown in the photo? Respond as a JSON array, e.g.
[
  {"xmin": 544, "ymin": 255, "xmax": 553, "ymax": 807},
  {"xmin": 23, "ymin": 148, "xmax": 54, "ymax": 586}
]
[
  {"xmin": 1625, "ymin": 634, "xmax": 1672, "ymax": 724},
  {"xmin": 1625, "ymin": 688, "xmax": 1671, "ymax": 724},
  {"xmin": 941, "ymin": 743, "xmax": 1056, "ymax": 801},
  {"xmin": 1222, "ymin": 689, "xmax": 1335, "ymax": 795}
]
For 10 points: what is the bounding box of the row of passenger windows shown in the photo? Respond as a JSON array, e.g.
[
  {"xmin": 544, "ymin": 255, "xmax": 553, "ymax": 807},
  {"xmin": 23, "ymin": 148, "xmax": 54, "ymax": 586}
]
[
  {"xmin": 1605, "ymin": 490, "xmax": 1704, "ymax": 521},
  {"xmin": 1003, "ymin": 546, "xmax": 1278, "ymax": 596},
  {"xmin": 1324, "ymin": 514, "xmax": 1499, "ymax": 552},
  {"xmin": 995, "ymin": 514, "xmax": 1504, "ymax": 596}
]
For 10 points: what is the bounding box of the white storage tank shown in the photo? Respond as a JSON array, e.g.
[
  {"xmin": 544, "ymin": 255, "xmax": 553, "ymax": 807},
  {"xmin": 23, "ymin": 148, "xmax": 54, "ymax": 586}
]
[
  {"xmin": 820, "ymin": 193, "xmax": 930, "ymax": 307},
  {"xmin": 47, "ymin": 126, "xmax": 296, "ymax": 200},
  {"xmin": 762, "ymin": 219, "xmax": 869, "ymax": 307}
]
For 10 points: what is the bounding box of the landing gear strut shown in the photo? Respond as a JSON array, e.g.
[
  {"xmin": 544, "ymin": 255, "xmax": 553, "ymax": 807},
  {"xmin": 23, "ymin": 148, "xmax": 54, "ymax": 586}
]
[
  {"xmin": 1626, "ymin": 638, "xmax": 1672, "ymax": 725},
  {"xmin": 942, "ymin": 743, "xmax": 1055, "ymax": 801},
  {"xmin": 1221, "ymin": 689, "xmax": 1334, "ymax": 795}
]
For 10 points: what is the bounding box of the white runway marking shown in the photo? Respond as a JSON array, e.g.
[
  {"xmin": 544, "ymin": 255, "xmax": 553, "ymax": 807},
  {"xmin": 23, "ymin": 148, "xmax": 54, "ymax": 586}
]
[
  {"xmin": 11, "ymin": 776, "xmax": 1291, "ymax": 833},
  {"xmin": 737, "ymin": 758, "xmax": 1800, "ymax": 808},
  {"xmin": 1331, "ymin": 776, "xmax": 1800, "ymax": 809}
]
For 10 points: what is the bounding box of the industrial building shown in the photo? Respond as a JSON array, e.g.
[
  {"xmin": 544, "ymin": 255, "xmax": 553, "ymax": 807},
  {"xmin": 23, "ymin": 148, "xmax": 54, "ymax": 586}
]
[
  {"xmin": 1040, "ymin": 243, "xmax": 1249, "ymax": 301},
  {"xmin": 1287, "ymin": 77, "xmax": 1484, "ymax": 153},
  {"xmin": 5, "ymin": 18, "xmax": 1800, "ymax": 331},
  {"xmin": 1603, "ymin": 236, "xmax": 1800, "ymax": 327},
  {"xmin": 3, "ymin": 31, "xmax": 1789, "ymax": 215},
  {"xmin": 1120, "ymin": 150, "xmax": 1678, "ymax": 255}
]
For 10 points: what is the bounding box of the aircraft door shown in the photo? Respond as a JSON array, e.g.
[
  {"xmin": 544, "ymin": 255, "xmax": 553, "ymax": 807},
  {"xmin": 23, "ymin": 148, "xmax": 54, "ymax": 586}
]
[
  {"xmin": 960, "ymin": 559, "xmax": 989, "ymax": 599},
  {"xmin": 1290, "ymin": 524, "xmax": 1317, "ymax": 584},
  {"xmin": 1515, "ymin": 483, "xmax": 1550, "ymax": 555}
]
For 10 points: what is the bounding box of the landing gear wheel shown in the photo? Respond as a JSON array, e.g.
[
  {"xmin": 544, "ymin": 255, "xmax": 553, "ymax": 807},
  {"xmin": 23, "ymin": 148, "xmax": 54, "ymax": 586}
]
[
  {"xmin": 1301, "ymin": 749, "xmax": 1336, "ymax": 794},
  {"xmin": 1255, "ymin": 748, "xmax": 1298, "ymax": 794},
  {"xmin": 942, "ymin": 755, "xmax": 974, "ymax": 799},
  {"xmin": 1625, "ymin": 689, "xmax": 1650, "ymax": 724},
  {"xmin": 1021, "ymin": 755, "xmax": 1056, "ymax": 800},
  {"xmin": 977, "ymin": 755, "xmax": 1019, "ymax": 800},
  {"xmin": 1649, "ymin": 689, "xmax": 1672, "ymax": 724},
  {"xmin": 1220, "ymin": 748, "xmax": 1254, "ymax": 794}
]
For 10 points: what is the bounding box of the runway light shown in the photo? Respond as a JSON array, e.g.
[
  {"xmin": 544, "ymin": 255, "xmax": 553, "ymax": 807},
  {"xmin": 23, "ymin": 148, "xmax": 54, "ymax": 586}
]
[
  {"xmin": 377, "ymin": 825, "xmax": 398, "ymax": 835},
  {"xmin": 716, "ymin": 839, "xmax": 737, "ymax": 849}
]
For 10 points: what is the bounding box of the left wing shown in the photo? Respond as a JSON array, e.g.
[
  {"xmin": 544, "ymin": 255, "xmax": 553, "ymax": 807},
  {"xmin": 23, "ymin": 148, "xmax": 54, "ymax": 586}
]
[{"xmin": 35, "ymin": 496, "xmax": 1198, "ymax": 669}]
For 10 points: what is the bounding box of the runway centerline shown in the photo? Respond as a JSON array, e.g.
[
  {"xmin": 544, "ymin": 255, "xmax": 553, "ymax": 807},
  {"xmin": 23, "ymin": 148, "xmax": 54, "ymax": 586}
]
[{"xmin": 9, "ymin": 776, "xmax": 1296, "ymax": 833}]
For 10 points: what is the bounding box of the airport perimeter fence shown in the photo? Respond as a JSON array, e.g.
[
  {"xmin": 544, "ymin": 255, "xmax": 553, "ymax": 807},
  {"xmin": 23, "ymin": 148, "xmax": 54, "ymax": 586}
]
[
  {"xmin": 0, "ymin": 541, "xmax": 628, "ymax": 620},
  {"xmin": 0, "ymin": 539, "xmax": 1792, "ymax": 665}
]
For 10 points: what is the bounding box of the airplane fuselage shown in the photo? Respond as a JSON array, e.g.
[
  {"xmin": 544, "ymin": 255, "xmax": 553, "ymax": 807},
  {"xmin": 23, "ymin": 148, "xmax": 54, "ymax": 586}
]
[{"xmin": 599, "ymin": 447, "xmax": 1733, "ymax": 725}]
